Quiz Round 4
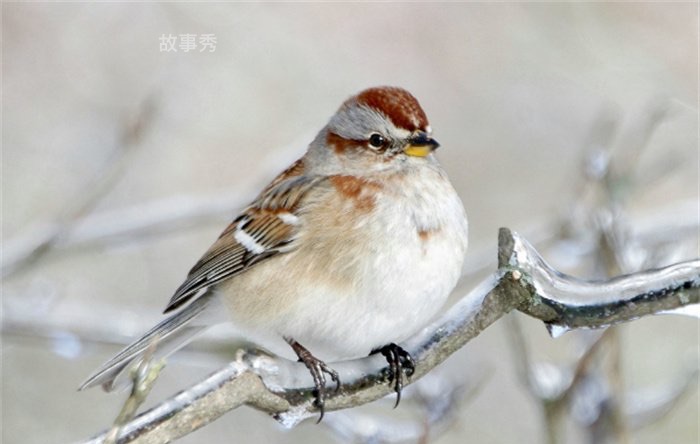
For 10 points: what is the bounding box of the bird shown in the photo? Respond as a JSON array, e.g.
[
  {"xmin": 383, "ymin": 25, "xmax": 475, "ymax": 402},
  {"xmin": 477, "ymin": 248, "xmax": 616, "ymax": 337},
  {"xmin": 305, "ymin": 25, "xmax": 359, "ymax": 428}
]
[{"xmin": 79, "ymin": 86, "xmax": 469, "ymax": 419}]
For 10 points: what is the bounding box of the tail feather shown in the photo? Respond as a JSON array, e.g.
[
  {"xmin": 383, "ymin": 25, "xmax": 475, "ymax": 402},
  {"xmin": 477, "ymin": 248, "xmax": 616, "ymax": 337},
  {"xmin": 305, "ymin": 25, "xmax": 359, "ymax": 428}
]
[{"xmin": 79, "ymin": 293, "xmax": 216, "ymax": 392}]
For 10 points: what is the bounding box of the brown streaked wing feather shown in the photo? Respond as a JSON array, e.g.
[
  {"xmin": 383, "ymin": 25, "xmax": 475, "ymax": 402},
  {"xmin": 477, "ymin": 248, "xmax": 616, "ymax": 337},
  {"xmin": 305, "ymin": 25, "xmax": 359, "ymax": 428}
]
[{"xmin": 163, "ymin": 159, "xmax": 318, "ymax": 313}]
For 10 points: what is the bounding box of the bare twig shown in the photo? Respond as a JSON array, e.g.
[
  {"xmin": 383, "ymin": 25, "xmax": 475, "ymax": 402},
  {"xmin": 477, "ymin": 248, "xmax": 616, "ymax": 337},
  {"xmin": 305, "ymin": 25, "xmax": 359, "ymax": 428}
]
[
  {"xmin": 81, "ymin": 229, "xmax": 700, "ymax": 444},
  {"xmin": 104, "ymin": 341, "xmax": 166, "ymax": 444},
  {"xmin": 2, "ymin": 98, "xmax": 157, "ymax": 278},
  {"xmin": 505, "ymin": 99, "xmax": 698, "ymax": 444},
  {"xmin": 502, "ymin": 230, "xmax": 699, "ymax": 330}
]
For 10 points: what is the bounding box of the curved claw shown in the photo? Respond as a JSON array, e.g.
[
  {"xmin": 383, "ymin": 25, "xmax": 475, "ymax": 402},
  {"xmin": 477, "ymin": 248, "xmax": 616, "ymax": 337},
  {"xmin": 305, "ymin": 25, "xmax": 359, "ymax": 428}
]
[
  {"xmin": 372, "ymin": 343, "xmax": 416, "ymax": 407},
  {"xmin": 286, "ymin": 338, "xmax": 341, "ymax": 422}
]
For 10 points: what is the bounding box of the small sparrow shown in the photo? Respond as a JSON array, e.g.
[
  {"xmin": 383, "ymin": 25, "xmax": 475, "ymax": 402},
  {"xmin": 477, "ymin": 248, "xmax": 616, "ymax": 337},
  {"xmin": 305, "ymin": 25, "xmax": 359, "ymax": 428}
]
[{"xmin": 80, "ymin": 86, "xmax": 469, "ymax": 418}]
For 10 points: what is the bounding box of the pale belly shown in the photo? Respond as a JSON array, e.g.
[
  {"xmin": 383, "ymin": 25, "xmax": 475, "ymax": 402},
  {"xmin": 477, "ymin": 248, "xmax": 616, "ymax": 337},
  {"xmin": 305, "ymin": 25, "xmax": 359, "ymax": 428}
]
[
  {"xmin": 220, "ymin": 227, "xmax": 466, "ymax": 360},
  {"xmin": 219, "ymin": 167, "xmax": 469, "ymax": 360},
  {"xmin": 225, "ymin": 209, "xmax": 466, "ymax": 360},
  {"xmin": 295, "ymin": 229, "xmax": 466, "ymax": 358}
]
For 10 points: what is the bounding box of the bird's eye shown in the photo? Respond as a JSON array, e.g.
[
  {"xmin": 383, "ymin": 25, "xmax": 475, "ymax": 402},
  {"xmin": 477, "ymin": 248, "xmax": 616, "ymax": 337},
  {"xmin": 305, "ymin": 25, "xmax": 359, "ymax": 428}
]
[{"xmin": 368, "ymin": 133, "xmax": 386, "ymax": 149}]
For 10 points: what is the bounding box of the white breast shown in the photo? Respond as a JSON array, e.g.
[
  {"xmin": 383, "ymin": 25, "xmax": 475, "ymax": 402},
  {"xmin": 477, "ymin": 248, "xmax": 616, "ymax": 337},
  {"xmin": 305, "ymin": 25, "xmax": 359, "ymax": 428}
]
[
  {"xmin": 220, "ymin": 163, "xmax": 468, "ymax": 361},
  {"xmin": 345, "ymin": 165, "xmax": 469, "ymax": 353}
]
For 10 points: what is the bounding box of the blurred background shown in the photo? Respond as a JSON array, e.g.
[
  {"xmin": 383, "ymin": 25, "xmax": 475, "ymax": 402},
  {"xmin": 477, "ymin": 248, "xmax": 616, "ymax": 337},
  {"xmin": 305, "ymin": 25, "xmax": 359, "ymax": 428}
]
[{"xmin": 2, "ymin": 3, "xmax": 698, "ymax": 444}]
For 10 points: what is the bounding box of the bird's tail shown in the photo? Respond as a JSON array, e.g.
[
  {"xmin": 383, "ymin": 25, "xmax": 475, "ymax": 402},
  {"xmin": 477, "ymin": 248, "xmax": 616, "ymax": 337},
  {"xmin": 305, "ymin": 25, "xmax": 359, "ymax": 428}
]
[{"xmin": 79, "ymin": 292, "xmax": 220, "ymax": 392}]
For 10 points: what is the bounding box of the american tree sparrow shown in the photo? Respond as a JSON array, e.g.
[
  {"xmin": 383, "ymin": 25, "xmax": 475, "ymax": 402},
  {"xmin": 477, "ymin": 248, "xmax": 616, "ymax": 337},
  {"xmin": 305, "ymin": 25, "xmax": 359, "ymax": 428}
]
[{"xmin": 80, "ymin": 86, "xmax": 469, "ymax": 418}]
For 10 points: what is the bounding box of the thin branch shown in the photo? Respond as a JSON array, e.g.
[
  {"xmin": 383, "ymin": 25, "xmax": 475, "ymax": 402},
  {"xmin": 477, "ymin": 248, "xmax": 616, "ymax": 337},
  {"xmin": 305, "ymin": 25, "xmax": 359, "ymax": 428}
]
[
  {"xmin": 59, "ymin": 194, "xmax": 246, "ymax": 249},
  {"xmin": 104, "ymin": 342, "xmax": 165, "ymax": 444},
  {"xmin": 2, "ymin": 98, "xmax": 157, "ymax": 278},
  {"xmin": 2, "ymin": 132, "xmax": 311, "ymax": 275},
  {"xmin": 505, "ymin": 229, "xmax": 700, "ymax": 330},
  {"xmin": 81, "ymin": 228, "xmax": 699, "ymax": 444}
]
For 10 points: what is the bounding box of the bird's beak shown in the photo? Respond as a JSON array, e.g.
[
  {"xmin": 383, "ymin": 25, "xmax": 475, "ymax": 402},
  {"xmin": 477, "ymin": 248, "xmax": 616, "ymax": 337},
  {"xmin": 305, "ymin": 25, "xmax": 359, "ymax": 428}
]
[{"xmin": 403, "ymin": 132, "xmax": 440, "ymax": 157}]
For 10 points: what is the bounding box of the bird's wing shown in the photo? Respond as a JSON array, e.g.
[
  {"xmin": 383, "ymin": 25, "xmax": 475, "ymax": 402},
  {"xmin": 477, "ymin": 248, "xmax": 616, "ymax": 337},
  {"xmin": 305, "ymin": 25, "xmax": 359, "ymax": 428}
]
[{"xmin": 163, "ymin": 159, "xmax": 321, "ymax": 313}]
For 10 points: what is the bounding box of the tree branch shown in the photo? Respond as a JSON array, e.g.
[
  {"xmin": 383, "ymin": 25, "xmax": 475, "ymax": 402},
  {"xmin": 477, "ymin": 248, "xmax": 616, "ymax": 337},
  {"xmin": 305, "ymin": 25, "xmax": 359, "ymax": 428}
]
[
  {"xmin": 506, "ymin": 228, "xmax": 699, "ymax": 330},
  {"xmin": 2, "ymin": 98, "xmax": 157, "ymax": 278},
  {"xmin": 82, "ymin": 228, "xmax": 699, "ymax": 444}
]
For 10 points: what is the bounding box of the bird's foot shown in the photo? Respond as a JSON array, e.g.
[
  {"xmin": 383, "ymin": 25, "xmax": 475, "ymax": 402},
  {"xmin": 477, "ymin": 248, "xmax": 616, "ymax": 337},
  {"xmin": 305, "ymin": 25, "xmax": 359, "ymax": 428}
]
[
  {"xmin": 286, "ymin": 338, "xmax": 340, "ymax": 422},
  {"xmin": 371, "ymin": 343, "xmax": 415, "ymax": 407}
]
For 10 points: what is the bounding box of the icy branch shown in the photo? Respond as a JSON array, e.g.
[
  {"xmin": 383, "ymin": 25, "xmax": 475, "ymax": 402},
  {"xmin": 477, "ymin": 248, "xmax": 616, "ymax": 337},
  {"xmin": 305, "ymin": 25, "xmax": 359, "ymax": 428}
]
[
  {"xmin": 504, "ymin": 228, "xmax": 700, "ymax": 330},
  {"xmin": 82, "ymin": 228, "xmax": 699, "ymax": 444}
]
